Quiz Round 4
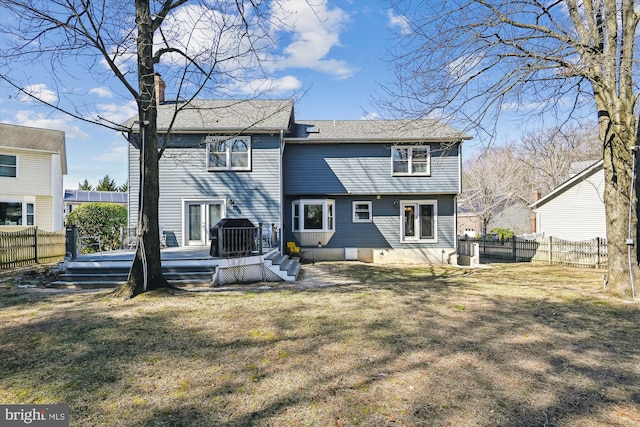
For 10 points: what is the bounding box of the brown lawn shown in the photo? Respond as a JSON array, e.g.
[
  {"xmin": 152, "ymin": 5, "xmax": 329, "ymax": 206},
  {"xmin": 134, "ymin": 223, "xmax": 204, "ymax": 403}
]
[{"xmin": 0, "ymin": 262, "xmax": 638, "ymax": 426}]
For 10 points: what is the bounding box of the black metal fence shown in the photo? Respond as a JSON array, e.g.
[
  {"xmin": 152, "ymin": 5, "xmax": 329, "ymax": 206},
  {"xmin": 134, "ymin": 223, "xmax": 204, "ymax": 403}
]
[{"xmin": 458, "ymin": 236, "xmax": 608, "ymax": 268}]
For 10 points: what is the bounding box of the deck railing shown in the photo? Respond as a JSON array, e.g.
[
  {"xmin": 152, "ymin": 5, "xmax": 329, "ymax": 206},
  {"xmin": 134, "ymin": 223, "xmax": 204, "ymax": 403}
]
[{"xmin": 0, "ymin": 227, "xmax": 66, "ymax": 269}]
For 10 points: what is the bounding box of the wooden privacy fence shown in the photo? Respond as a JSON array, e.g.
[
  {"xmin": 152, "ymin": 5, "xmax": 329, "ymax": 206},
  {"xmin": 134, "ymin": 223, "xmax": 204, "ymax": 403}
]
[
  {"xmin": 531, "ymin": 237, "xmax": 607, "ymax": 268},
  {"xmin": 0, "ymin": 227, "xmax": 66, "ymax": 269},
  {"xmin": 458, "ymin": 236, "xmax": 608, "ymax": 269}
]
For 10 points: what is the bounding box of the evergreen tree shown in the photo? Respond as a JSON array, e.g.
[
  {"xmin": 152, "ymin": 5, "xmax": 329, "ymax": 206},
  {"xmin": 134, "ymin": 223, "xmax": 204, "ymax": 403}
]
[
  {"xmin": 78, "ymin": 179, "xmax": 93, "ymax": 190},
  {"xmin": 96, "ymin": 175, "xmax": 118, "ymax": 192}
]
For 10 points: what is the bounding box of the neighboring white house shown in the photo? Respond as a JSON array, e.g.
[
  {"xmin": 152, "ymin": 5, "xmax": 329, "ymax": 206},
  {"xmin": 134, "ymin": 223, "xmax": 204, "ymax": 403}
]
[
  {"xmin": 0, "ymin": 123, "xmax": 67, "ymax": 232},
  {"xmin": 530, "ymin": 160, "xmax": 605, "ymax": 241}
]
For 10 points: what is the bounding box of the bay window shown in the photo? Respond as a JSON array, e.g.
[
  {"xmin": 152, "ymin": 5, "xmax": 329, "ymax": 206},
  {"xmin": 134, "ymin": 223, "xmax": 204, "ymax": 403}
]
[{"xmin": 292, "ymin": 199, "xmax": 335, "ymax": 232}]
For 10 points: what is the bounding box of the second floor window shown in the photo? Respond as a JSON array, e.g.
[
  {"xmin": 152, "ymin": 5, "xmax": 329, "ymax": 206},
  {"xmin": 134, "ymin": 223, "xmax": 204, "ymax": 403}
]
[
  {"xmin": 206, "ymin": 136, "xmax": 251, "ymax": 171},
  {"xmin": 392, "ymin": 145, "xmax": 430, "ymax": 176},
  {"xmin": 0, "ymin": 154, "xmax": 17, "ymax": 177}
]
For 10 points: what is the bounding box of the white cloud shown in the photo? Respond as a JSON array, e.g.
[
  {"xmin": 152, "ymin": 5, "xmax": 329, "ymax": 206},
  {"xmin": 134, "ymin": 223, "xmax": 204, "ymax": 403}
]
[
  {"xmin": 93, "ymin": 139, "xmax": 129, "ymax": 162},
  {"xmin": 17, "ymin": 84, "xmax": 58, "ymax": 104},
  {"xmin": 270, "ymin": 0, "xmax": 355, "ymax": 79},
  {"xmin": 447, "ymin": 54, "xmax": 484, "ymax": 82},
  {"xmin": 230, "ymin": 75, "xmax": 303, "ymax": 95},
  {"xmin": 501, "ymin": 100, "xmax": 551, "ymax": 112},
  {"xmin": 11, "ymin": 110, "xmax": 89, "ymax": 139},
  {"xmin": 360, "ymin": 112, "xmax": 380, "ymax": 120},
  {"xmin": 157, "ymin": 4, "xmax": 250, "ymax": 69},
  {"xmin": 94, "ymin": 100, "xmax": 138, "ymax": 127},
  {"xmin": 89, "ymin": 87, "xmax": 114, "ymax": 98},
  {"xmin": 387, "ymin": 9, "xmax": 411, "ymax": 35}
]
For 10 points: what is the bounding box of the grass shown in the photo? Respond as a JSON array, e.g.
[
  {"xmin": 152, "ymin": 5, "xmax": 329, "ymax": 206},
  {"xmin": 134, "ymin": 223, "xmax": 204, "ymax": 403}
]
[{"xmin": 1, "ymin": 262, "xmax": 639, "ymax": 426}]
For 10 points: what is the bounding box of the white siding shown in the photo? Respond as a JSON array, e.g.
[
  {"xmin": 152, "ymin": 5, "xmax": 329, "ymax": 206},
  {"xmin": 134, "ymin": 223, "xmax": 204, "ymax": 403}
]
[
  {"xmin": 0, "ymin": 150, "xmax": 63, "ymax": 231},
  {"xmin": 536, "ymin": 168, "xmax": 606, "ymax": 240},
  {"xmin": 51, "ymin": 153, "xmax": 64, "ymax": 229},
  {"xmin": 36, "ymin": 196, "xmax": 54, "ymax": 231},
  {"xmin": 0, "ymin": 150, "xmax": 53, "ymax": 196}
]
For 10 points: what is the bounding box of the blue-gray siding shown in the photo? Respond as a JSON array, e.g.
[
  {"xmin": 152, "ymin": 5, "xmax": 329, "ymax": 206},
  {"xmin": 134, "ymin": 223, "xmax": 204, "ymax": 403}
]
[
  {"xmin": 128, "ymin": 134, "xmax": 282, "ymax": 245},
  {"xmin": 283, "ymin": 195, "xmax": 456, "ymax": 249},
  {"xmin": 283, "ymin": 143, "xmax": 460, "ymax": 195}
]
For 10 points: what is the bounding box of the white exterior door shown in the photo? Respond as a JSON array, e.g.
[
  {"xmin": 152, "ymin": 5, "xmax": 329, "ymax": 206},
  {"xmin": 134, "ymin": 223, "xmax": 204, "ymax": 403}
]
[{"xmin": 184, "ymin": 200, "xmax": 224, "ymax": 246}]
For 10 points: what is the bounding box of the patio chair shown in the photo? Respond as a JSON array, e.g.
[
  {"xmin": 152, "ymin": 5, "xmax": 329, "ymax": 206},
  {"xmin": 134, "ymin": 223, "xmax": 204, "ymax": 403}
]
[{"xmin": 287, "ymin": 241, "xmax": 301, "ymax": 257}]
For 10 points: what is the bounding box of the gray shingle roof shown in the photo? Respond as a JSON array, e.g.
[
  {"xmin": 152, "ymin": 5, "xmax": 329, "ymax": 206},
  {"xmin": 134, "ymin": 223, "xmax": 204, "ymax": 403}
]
[
  {"xmin": 124, "ymin": 99, "xmax": 294, "ymax": 132},
  {"xmin": 286, "ymin": 120, "xmax": 471, "ymax": 142},
  {"xmin": 0, "ymin": 123, "xmax": 67, "ymax": 173}
]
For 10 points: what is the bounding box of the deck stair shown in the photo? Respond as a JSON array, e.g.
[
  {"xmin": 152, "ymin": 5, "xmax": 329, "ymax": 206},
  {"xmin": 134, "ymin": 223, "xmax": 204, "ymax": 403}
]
[
  {"xmin": 51, "ymin": 248, "xmax": 300, "ymax": 288},
  {"xmin": 263, "ymin": 251, "xmax": 300, "ymax": 281},
  {"xmin": 52, "ymin": 257, "xmax": 218, "ymax": 289}
]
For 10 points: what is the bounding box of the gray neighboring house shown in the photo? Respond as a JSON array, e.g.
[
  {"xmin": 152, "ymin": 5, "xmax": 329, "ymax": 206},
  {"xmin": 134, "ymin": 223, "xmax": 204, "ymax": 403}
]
[
  {"xmin": 64, "ymin": 190, "xmax": 128, "ymax": 216},
  {"xmin": 125, "ymin": 98, "xmax": 471, "ymax": 263},
  {"xmin": 530, "ymin": 160, "xmax": 605, "ymax": 241}
]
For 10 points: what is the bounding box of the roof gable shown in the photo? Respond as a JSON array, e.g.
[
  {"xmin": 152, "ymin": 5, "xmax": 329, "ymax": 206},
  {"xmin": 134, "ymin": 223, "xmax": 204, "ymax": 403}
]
[
  {"xmin": 124, "ymin": 99, "xmax": 294, "ymax": 133},
  {"xmin": 0, "ymin": 123, "xmax": 67, "ymax": 174},
  {"xmin": 530, "ymin": 159, "xmax": 603, "ymax": 208}
]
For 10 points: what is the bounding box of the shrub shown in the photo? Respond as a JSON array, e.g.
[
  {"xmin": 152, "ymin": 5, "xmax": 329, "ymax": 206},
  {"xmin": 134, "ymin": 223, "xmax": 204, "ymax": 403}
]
[
  {"xmin": 67, "ymin": 203, "xmax": 127, "ymax": 252},
  {"xmin": 490, "ymin": 227, "xmax": 515, "ymax": 239}
]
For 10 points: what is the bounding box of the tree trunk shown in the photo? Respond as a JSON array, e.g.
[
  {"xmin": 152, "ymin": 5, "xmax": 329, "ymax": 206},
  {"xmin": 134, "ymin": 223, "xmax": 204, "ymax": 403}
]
[
  {"xmin": 116, "ymin": 0, "xmax": 169, "ymax": 298},
  {"xmin": 600, "ymin": 119, "xmax": 640, "ymax": 297}
]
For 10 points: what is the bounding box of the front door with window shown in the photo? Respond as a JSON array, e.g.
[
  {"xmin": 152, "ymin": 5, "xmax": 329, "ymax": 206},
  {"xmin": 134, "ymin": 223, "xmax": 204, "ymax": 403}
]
[{"xmin": 184, "ymin": 200, "xmax": 224, "ymax": 246}]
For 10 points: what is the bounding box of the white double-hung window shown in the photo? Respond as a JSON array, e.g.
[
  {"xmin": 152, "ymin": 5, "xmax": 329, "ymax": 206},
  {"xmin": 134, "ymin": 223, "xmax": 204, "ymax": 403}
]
[
  {"xmin": 292, "ymin": 199, "xmax": 335, "ymax": 232},
  {"xmin": 401, "ymin": 200, "xmax": 437, "ymax": 242},
  {"xmin": 206, "ymin": 136, "xmax": 251, "ymax": 171},
  {"xmin": 392, "ymin": 145, "xmax": 430, "ymax": 175},
  {"xmin": 0, "ymin": 154, "xmax": 17, "ymax": 177},
  {"xmin": 352, "ymin": 201, "xmax": 372, "ymax": 223}
]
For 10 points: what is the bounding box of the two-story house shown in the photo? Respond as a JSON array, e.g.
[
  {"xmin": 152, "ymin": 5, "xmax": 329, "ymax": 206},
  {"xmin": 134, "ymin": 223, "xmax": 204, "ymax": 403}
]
[
  {"xmin": 126, "ymin": 98, "xmax": 470, "ymax": 264},
  {"xmin": 0, "ymin": 123, "xmax": 67, "ymax": 232}
]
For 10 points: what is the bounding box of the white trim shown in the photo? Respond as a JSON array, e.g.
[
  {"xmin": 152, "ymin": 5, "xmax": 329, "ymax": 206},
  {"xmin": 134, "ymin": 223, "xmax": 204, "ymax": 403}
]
[
  {"xmin": 0, "ymin": 197, "xmax": 36, "ymax": 226},
  {"xmin": 0, "ymin": 153, "xmax": 18, "ymax": 178},
  {"xmin": 352, "ymin": 201, "xmax": 372, "ymax": 223},
  {"xmin": 391, "ymin": 145, "xmax": 431, "ymax": 176},
  {"xmin": 206, "ymin": 136, "xmax": 251, "ymax": 171},
  {"xmin": 292, "ymin": 199, "xmax": 335, "ymax": 232},
  {"xmin": 400, "ymin": 200, "xmax": 438, "ymax": 243},
  {"xmin": 181, "ymin": 198, "xmax": 227, "ymax": 246}
]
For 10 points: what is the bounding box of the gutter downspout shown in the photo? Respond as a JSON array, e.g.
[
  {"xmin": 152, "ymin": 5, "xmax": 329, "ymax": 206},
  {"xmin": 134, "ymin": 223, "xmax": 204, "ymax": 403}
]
[{"xmin": 280, "ymin": 129, "xmax": 285, "ymax": 253}]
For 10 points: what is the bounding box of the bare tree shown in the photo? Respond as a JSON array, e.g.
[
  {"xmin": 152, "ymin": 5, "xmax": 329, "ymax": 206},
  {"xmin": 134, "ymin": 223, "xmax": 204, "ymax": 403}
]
[
  {"xmin": 0, "ymin": 0, "xmax": 282, "ymax": 297},
  {"xmin": 459, "ymin": 147, "xmax": 525, "ymax": 235},
  {"xmin": 514, "ymin": 124, "xmax": 602, "ymax": 196},
  {"xmin": 382, "ymin": 0, "xmax": 640, "ymax": 297}
]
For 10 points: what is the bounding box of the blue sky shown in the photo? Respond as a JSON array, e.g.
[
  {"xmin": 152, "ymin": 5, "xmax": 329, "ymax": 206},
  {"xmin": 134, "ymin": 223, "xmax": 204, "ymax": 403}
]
[{"xmin": 0, "ymin": 0, "xmax": 489, "ymax": 190}]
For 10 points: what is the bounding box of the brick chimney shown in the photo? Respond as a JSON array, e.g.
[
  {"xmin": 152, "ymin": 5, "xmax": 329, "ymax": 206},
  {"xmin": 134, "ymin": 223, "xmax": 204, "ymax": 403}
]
[
  {"xmin": 530, "ymin": 189, "xmax": 542, "ymax": 202},
  {"xmin": 154, "ymin": 73, "xmax": 165, "ymax": 105},
  {"xmin": 529, "ymin": 189, "xmax": 541, "ymax": 233}
]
